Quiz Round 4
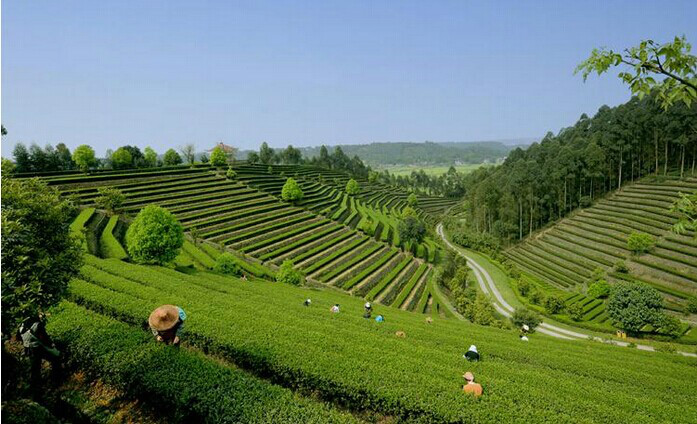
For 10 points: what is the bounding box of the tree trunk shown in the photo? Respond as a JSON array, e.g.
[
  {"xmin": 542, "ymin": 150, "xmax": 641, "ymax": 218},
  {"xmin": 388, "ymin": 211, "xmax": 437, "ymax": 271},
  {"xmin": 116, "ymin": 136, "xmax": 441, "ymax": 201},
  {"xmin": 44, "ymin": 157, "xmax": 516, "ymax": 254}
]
[
  {"xmin": 618, "ymin": 147, "xmax": 623, "ymax": 190},
  {"xmin": 529, "ymin": 201, "xmax": 533, "ymax": 236},
  {"xmin": 563, "ymin": 179, "xmax": 567, "ymax": 213},
  {"xmin": 692, "ymin": 144, "xmax": 696, "ymax": 176},
  {"xmin": 654, "ymin": 131, "xmax": 659, "ymax": 176},
  {"xmin": 519, "ymin": 197, "xmax": 523, "ymax": 240},
  {"xmin": 681, "ymin": 144, "xmax": 685, "ymax": 178},
  {"xmin": 590, "ymin": 178, "xmax": 594, "ymax": 200},
  {"xmin": 665, "ymin": 140, "xmax": 668, "ymax": 176}
]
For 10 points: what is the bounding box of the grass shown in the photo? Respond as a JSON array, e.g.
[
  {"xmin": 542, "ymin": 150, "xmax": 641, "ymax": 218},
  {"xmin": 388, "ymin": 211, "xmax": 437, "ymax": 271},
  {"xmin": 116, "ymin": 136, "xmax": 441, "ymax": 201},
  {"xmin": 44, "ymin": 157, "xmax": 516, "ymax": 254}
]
[{"xmin": 373, "ymin": 163, "xmax": 494, "ymax": 177}]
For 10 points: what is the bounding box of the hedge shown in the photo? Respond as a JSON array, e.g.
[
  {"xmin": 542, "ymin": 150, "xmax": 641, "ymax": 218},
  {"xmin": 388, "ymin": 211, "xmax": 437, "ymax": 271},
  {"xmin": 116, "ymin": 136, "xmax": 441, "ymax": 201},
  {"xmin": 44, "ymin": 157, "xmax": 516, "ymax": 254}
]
[
  {"xmin": 99, "ymin": 215, "xmax": 128, "ymax": 260},
  {"xmin": 47, "ymin": 302, "xmax": 357, "ymax": 423}
]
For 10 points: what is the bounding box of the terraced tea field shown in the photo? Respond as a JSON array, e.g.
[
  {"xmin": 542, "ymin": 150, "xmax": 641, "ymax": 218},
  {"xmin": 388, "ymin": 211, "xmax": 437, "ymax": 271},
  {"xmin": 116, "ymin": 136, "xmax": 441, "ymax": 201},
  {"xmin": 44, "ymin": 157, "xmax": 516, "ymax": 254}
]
[
  {"xmin": 504, "ymin": 177, "xmax": 697, "ymax": 322},
  {"xmin": 51, "ymin": 252, "xmax": 697, "ymax": 423},
  {"xmin": 50, "ymin": 166, "xmax": 452, "ymax": 312}
]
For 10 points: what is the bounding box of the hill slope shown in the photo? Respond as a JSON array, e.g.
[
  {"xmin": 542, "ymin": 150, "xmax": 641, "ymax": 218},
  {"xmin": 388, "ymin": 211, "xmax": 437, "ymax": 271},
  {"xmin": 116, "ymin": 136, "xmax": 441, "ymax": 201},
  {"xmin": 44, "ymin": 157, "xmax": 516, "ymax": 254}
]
[{"xmin": 57, "ymin": 253, "xmax": 697, "ymax": 423}]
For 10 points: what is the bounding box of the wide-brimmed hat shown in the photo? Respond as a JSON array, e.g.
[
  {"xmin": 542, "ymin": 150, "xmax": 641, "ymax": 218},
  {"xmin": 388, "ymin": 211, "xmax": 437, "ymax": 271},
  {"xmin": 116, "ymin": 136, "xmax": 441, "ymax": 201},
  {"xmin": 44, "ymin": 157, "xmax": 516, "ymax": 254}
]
[
  {"xmin": 468, "ymin": 345, "xmax": 478, "ymax": 353},
  {"xmin": 463, "ymin": 371, "xmax": 474, "ymax": 381},
  {"xmin": 149, "ymin": 305, "xmax": 179, "ymax": 331}
]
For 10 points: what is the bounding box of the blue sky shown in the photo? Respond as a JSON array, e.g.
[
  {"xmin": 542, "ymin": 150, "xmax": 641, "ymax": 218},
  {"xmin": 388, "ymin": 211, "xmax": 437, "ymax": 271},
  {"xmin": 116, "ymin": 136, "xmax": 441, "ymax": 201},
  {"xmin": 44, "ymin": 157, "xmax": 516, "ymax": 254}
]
[{"xmin": 2, "ymin": 0, "xmax": 696, "ymax": 156}]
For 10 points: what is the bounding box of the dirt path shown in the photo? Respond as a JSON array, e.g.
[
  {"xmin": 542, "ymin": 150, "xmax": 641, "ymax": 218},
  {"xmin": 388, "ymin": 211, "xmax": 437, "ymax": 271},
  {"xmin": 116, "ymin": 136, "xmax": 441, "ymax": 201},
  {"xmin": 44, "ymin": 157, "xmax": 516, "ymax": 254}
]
[{"xmin": 437, "ymin": 223, "xmax": 697, "ymax": 357}]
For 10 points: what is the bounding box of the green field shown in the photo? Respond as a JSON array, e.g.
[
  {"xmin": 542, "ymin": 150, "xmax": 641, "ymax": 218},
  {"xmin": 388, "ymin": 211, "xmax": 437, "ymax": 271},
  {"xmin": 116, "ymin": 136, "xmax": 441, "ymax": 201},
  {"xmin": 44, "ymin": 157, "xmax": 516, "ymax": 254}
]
[{"xmin": 374, "ymin": 163, "xmax": 494, "ymax": 177}]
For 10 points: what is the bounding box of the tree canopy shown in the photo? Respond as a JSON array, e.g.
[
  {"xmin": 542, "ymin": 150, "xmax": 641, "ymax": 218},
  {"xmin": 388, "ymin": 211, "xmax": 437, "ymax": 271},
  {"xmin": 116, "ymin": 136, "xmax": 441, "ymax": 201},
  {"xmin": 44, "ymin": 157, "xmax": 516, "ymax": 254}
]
[
  {"xmin": 72, "ymin": 144, "xmax": 97, "ymax": 172},
  {"xmin": 577, "ymin": 36, "xmax": 697, "ymax": 109},
  {"xmin": 163, "ymin": 148, "xmax": 183, "ymax": 166},
  {"xmin": 607, "ymin": 282, "xmax": 664, "ymax": 333},
  {"xmin": 345, "ymin": 178, "xmax": 360, "ymax": 195},
  {"xmin": 125, "ymin": 205, "xmax": 184, "ymax": 265},
  {"xmin": 1, "ymin": 178, "xmax": 83, "ymax": 333},
  {"xmin": 210, "ymin": 146, "xmax": 228, "ymax": 167},
  {"xmin": 281, "ymin": 178, "xmax": 304, "ymax": 203}
]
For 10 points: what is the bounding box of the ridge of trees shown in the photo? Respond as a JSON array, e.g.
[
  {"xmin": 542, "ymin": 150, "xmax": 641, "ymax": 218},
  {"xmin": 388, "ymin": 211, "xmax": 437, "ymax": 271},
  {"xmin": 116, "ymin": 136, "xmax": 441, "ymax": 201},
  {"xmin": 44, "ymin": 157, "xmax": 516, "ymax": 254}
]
[{"xmin": 461, "ymin": 93, "xmax": 696, "ymax": 242}]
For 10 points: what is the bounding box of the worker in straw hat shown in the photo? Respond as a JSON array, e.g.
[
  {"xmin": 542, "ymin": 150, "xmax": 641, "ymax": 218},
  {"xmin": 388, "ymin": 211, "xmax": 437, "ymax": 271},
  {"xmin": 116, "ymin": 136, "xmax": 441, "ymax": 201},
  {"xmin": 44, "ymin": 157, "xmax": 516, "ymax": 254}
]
[
  {"xmin": 149, "ymin": 305, "xmax": 187, "ymax": 346},
  {"xmin": 462, "ymin": 371, "xmax": 483, "ymax": 397}
]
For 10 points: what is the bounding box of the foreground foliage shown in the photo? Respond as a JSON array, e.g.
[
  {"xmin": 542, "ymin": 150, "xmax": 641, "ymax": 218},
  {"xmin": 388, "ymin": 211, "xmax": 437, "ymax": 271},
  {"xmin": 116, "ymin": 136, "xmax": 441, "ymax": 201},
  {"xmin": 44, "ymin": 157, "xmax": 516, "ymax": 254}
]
[{"xmin": 125, "ymin": 205, "xmax": 183, "ymax": 265}]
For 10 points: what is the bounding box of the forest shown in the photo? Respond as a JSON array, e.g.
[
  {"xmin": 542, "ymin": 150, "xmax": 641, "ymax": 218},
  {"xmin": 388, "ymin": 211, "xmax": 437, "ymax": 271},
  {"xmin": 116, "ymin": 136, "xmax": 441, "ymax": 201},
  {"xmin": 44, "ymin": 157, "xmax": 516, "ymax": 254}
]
[{"xmin": 459, "ymin": 93, "xmax": 697, "ymax": 242}]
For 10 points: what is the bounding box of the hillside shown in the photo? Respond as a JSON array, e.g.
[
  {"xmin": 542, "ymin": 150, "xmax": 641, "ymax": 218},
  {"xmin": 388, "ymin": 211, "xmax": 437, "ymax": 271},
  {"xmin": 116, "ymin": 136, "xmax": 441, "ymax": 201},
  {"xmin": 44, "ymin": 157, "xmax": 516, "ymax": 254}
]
[
  {"xmin": 44, "ymin": 165, "xmax": 457, "ymax": 310},
  {"xmin": 503, "ymin": 177, "xmax": 697, "ymax": 332},
  {"xmin": 239, "ymin": 141, "xmax": 519, "ymax": 166},
  {"xmin": 48, "ymin": 250, "xmax": 697, "ymax": 423}
]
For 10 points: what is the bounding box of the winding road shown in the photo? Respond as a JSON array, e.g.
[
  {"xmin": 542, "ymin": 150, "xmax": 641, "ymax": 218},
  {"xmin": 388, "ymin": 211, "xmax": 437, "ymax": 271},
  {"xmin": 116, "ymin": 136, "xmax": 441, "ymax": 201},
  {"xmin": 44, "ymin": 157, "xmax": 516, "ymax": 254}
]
[{"xmin": 436, "ymin": 223, "xmax": 697, "ymax": 357}]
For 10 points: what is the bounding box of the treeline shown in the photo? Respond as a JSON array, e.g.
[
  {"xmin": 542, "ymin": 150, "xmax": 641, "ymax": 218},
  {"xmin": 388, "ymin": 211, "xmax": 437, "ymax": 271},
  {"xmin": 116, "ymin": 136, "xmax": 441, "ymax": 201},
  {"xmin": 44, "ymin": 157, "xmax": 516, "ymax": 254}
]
[
  {"xmin": 247, "ymin": 142, "xmax": 370, "ymax": 178},
  {"xmin": 461, "ymin": 94, "xmax": 697, "ymax": 242},
  {"xmin": 10, "ymin": 143, "xmax": 195, "ymax": 173},
  {"xmin": 299, "ymin": 141, "xmax": 514, "ymax": 165},
  {"xmin": 372, "ymin": 167, "xmax": 467, "ymax": 198}
]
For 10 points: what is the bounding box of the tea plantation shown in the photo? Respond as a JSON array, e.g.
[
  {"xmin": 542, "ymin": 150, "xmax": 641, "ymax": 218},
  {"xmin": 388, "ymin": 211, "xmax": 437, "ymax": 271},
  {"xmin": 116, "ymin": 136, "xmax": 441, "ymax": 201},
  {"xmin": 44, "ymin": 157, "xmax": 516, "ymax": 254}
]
[
  {"xmin": 49, "ymin": 251, "xmax": 697, "ymax": 423},
  {"xmin": 503, "ymin": 177, "xmax": 697, "ymax": 331},
  {"xmin": 44, "ymin": 165, "xmax": 450, "ymax": 311}
]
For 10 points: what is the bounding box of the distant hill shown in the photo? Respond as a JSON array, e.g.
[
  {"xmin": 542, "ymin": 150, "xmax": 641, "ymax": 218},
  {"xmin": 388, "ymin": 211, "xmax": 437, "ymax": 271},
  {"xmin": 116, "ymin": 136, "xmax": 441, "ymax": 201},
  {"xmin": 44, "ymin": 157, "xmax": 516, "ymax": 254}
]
[{"xmin": 240, "ymin": 140, "xmax": 534, "ymax": 165}]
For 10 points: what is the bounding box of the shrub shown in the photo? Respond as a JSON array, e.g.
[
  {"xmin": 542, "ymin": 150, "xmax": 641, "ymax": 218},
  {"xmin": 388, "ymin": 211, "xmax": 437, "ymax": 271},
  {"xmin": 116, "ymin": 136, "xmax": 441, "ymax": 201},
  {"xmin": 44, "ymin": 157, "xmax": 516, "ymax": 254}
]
[
  {"xmin": 94, "ymin": 187, "xmax": 126, "ymax": 215},
  {"xmin": 276, "ymin": 260, "xmax": 303, "ymax": 286},
  {"xmin": 607, "ymin": 282, "xmax": 664, "ymax": 333},
  {"xmin": 529, "ymin": 289, "xmax": 545, "ymax": 305},
  {"xmin": 125, "ymin": 205, "xmax": 184, "ymax": 265},
  {"xmin": 588, "ymin": 279, "xmax": 611, "ymax": 299},
  {"xmin": 579, "ymin": 195, "xmax": 592, "ymax": 208},
  {"xmin": 687, "ymin": 297, "xmax": 697, "ymax": 314},
  {"xmin": 510, "ymin": 308, "xmax": 541, "ymax": 332},
  {"xmin": 471, "ymin": 293, "xmax": 496, "ymax": 326},
  {"xmin": 407, "ymin": 193, "xmax": 418, "ymax": 207},
  {"xmin": 398, "ymin": 216, "xmax": 425, "ymax": 243},
  {"xmin": 516, "ymin": 278, "xmax": 531, "ymax": 296},
  {"xmin": 281, "ymin": 178, "xmax": 303, "ymax": 203},
  {"xmin": 544, "ymin": 295, "xmax": 566, "ymax": 314},
  {"xmin": 614, "ymin": 260, "xmax": 629, "ymax": 274},
  {"xmin": 627, "ymin": 232, "xmax": 655, "ymax": 254},
  {"xmin": 210, "ymin": 146, "xmax": 227, "ymax": 167},
  {"xmin": 214, "ymin": 253, "xmax": 241, "ymax": 275},
  {"xmin": 345, "ymin": 178, "xmax": 360, "ymax": 195},
  {"xmin": 659, "ymin": 314, "xmax": 684, "ymax": 338},
  {"xmin": 359, "ymin": 217, "xmax": 375, "ymax": 235},
  {"xmin": 226, "ymin": 166, "xmax": 237, "ymax": 179},
  {"xmin": 567, "ymin": 302, "xmax": 584, "ymax": 321},
  {"xmin": 587, "ymin": 267, "xmax": 605, "ymax": 284}
]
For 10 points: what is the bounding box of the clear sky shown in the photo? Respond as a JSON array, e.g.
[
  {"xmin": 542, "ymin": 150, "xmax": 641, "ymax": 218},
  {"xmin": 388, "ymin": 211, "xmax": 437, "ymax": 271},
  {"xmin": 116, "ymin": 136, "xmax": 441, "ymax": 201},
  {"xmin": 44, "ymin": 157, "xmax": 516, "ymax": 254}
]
[{"xmin": 2, "ymin": 0, "xmax": 696, "ymax": 156}]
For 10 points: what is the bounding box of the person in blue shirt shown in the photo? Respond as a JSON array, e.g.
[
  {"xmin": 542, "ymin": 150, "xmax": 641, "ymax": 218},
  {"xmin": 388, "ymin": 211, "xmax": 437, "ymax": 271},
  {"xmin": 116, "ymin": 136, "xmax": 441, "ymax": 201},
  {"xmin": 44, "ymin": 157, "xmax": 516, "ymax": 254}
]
[
  {"xmin": 149, "ymin": 305, "xmax": 187, "ymax": 346},
  {"xmin": 375, "ymin": 315, "xmax": 385, "ymax": 323}
]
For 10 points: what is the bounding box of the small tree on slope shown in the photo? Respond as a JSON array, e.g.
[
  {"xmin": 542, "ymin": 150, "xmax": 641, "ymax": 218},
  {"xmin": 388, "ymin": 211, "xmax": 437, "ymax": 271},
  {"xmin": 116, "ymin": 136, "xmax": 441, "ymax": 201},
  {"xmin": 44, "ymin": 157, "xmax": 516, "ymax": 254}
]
[
  {"xmin": 345, "ymin": 178, "xmax": 360, "ymax": 195},
  {"xmin": 126, "ymin": 205, "xmax": 184, "ymax": 265},
  {"xmin": 607, "ymin": 282, "xmax": 664, "ymax": 334},
  {"xmin": 281, "ymin": 178, "xmax": 303, "ymax": 203}
]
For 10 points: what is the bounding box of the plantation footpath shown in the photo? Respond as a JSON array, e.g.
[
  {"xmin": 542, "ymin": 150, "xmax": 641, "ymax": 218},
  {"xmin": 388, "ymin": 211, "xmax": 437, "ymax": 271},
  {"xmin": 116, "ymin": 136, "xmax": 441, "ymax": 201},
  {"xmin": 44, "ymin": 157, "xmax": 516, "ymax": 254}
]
[{"xmin": 60, "ymin": 253, "xmax": 697, "ymax": 423}]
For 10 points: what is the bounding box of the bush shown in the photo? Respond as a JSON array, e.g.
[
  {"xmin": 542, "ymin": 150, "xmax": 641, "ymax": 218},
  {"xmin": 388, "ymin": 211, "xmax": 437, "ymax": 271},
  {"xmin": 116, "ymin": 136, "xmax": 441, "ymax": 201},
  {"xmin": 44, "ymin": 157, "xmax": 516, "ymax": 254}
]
[
  {"xmin": 214, "ymin": 253, "xmax": 241, "ymax": 275},
  {"xmin": 94, "ymin": 187, "xmax": 125, "ymax": 214},
  {"xmin": 125, "ymin": 205, "xmax": 184, "ymax": 265},
  {"xmin": 398, "ymin": 216, "xmax": 425, "ymax": 243},
  {"xmin": 687, "ymin": 297, "xmax": 697, "ymax": 314},
  {"xmin": 510, "ymin": 308, "xmax": 541, "ymax": 332},
  {"xmin": 226, "ymin": 166, "xmax": 237, "ymax": 179},
  {"xmin": 516, "ymin": 279, "xmax": 532, "ymax": 298},
  {"xmin": 545, "ymin": 295, "xmax": 566, "ymax": 314},
  {"xmin": 163, "ymin": 148, "xmax": 183, "ymax": 166},
  {"xmin": 72, "ymin": 144, "xmax": 97, "ymax": 172},
  {"xmin": 345, "ymin": 178, "xmax": 360, "ymax": 195},
  {"xmin": 359, "ymin": 217, "xmax": 374, "ymax": 235},
  {"xmin": 276, "ymin": 260, "xmax": 303, "ymax": 286},
  {"xmin": 587, "ymin": 267, "xmax": 605, "ymax": 284},
  {"xmin": 567, "ymin": 302, "xmax": 584, "ymax": 321},
  {"xmin": 627, "ymin": 232, "xmax": 655, "ymax": 254},
  {"xmin": 281, "ymin": 178, "xmax": 303, "ymax": 203},
  {"xmin": 614, "ymin": 260, "xmax": 629, "ymax": 274},
  {"xmin": 588, "ymin": 279, "xmax": 611, "ymax": 299},
  {"xmin": 528, "ymin": 289, "xmax": 545, "ymax": 306},
  {"xmin": 607, "ymin": 282, "xmax": 664, "ymax": 333},
  {"xmin": 407, "ymin": 193, "xmax": 418, "ymax": 207},
  {"xmin": 579, "ymin": 195, "xmax": 592, "ymax": 208},
  {"xmin": 659, "ymin": 314, "xmax": 684, "ymax": 338}
]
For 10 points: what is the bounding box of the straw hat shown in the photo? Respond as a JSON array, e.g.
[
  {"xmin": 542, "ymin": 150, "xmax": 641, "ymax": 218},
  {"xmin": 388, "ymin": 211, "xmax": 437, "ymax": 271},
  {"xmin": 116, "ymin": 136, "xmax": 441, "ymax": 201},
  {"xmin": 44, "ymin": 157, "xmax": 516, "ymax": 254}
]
[
  {"xmin": 149, "ymin": 305, "xmax": 179, "ymax": 331},
  {"xmin": 463, "ymin": 372, "xmax": 475, "ymax": 382}
]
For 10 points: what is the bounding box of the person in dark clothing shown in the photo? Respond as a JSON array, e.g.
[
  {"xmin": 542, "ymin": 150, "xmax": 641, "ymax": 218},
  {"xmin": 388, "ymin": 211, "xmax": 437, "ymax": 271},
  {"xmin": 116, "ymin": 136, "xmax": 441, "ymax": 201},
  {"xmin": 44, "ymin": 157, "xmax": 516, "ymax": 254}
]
[
  {"xmin": 149, "ymin": 305, "xmax": 187, "ymax": 346},
  {"xmin": 19, "ymin": 313, "xmax": 62, "ymax": 394},
  {"xmin": 463, "ymin": 345, "xmax": 480, "ymax": 362}
]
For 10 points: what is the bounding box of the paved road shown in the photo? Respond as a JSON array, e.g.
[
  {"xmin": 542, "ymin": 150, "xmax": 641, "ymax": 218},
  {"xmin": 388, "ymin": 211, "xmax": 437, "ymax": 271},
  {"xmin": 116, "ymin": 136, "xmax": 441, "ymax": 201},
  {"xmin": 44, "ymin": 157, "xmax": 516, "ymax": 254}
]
[{"xmin": 437, "ymin": 224, "xmax": 697, "ymax": 357}]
